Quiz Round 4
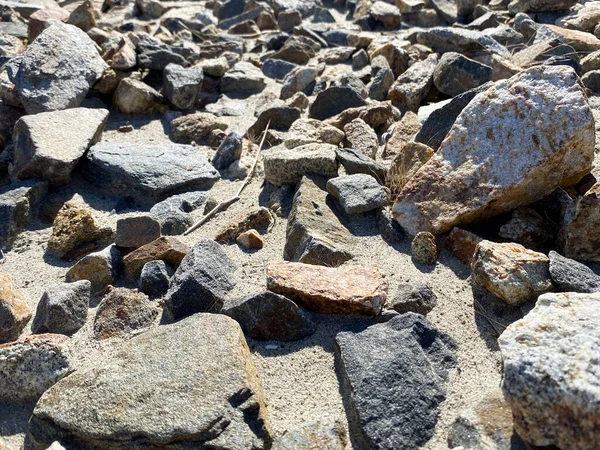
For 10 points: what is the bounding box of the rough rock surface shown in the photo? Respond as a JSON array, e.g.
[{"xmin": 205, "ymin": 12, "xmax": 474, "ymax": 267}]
[
  {"xmin": 115, "ymin": 216, "xmax": 161, "ymax": 249},
  {"xmin": 0, "ymin": 180, "xmax": 48, "ymax": 249},
  {"xmin": 32, "ymin": 281, "xmax": 90, "ymax": 335},
  {"xmin": 326, "ymin": 174, "xmax": 388, "ymax": 215},
  {"xmin": 548, "ymin": 250, "xmax": 600, "ymax": 293},
  {"xmin": 28, "ymin": 314, "xmax": 272, "ymax": 450},
  {"xmin": 0, "ymin": 271, "xmax": 31, "ymax": 343},
  {"xmin": 66, "ymin": 245, "xmax": 122, "ymax": 291},
  {"xmin": 558, "ymin": 195, "xmax": 600, "ymax": 262},
  {"xmin": 393, "ymin": 66, "xmax": 595, "ymax": 235},
  {"xmin": 215, "ymin": 207, "xmax": 273, "ymax": 242},
  {"xmin": 263, "ymin": 145, "xmax": 338, "ymax": 186},
  {"xmin": 272, "ymin": 420, "xmax": 347, "ymax": 450},
  {"xmin": 392, "ymin": 282, "xmax": 437, "ymax": 316},
  {"xmin": 139, "ymin": 260, "xmax": 172, "ymax": 299},
  {"xmin": 149, "ymin": 192, "xmax": 207, "ymax": 235},
  {"xmin": 123, "ymin": 237, "xmax": 189, "ymax": 280}
]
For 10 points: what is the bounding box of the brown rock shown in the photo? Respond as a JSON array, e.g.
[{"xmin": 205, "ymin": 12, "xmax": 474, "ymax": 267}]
[
  {"xmin": 343, "ymin": 118, "xmax": 378, "ymax": 159},
  {"xmin": 123, "ymin": 236, "xmax": 190, "ymax": 279},
  {"xmin": 411, "ymin": 231, "xmax": 438, "ymax": 265},
  {"xmin": 445, "ymin": 227, "xmax": 483, "ymax": 265},
  {"xmin": 499, "ymin": 206, "xmax": 555, "ymax": 251},
  {"xmin": 387, "ymin": 141, "xmax": 434, "ymax": 199},
  {"xmin": 546, "ymin": 25, "xmax": 600, "ymax": 52},
  {"xmin": 28, "ymin": 7, "xmax": 69, "ymax": 41},
  {"xmin": 116, "ymin": 215, "xmax": 161, "ymax": 249},
  {"xmin": 0, "ymin": 272, "xmax": 31, "ymax": 344},
  {"xmin": 67, "ymin": 0, "xmax": 96, "ymax": 32},
  {"xmin": 113, "ymin": 79, "xmax": 165, "ymax": 115},
  {"xmin": 215, "ymin": 207, "xmax": 273, "ymax": 242},
  {"xmin": 66, "ymin": 245, "xmax": 122, "ymax": 291},
  {"xmin": 325, "ymin": 102, "xmax": 394, "ymax": 130},
  {"xmin": 558, "ymin": 195, "xmax": 600, "ymax": 262},
  {"xmin": 266, "ymin": 261, "xmax": 387, "ymax": 315},
  {"xmin": 368, "ymin": 42, "xmax": 409, "ymax": 78},
  {"xmin": 169, "ymin": 112, "xmax": 228, "ymax": 145},
  {"xmin": 236, "ymin": 229, "xmax": 264, "ymax": 249},
  {"xmin": 387, "ymin": 54, "xmax": 439, "ymax": 111},
  {"xmin": 382, "ymin": 111, "xmax": 421, "ymax": 160}
]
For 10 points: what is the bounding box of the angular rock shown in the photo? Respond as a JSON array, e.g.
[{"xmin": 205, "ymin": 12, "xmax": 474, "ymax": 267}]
[
  {"xmin": 392, "ymin": 282, "xmax": 437, "ymax": 316},
  {"xmin": 411, "ymin": 231, "xmax": 438, "ymax": 265},
  {"xmin": 498, "ymin": 292, "xmax": 600, "ymax": 450},
  {"xmin": 284, "ymin": 119, "xmax": 344, "ymax": 149},
  {"xmin": 415, "ymin": 27, "xmax": 509, "ymax": 57},
  {"xmin": 326, "ymin": 174, "xmax": 388, "ymax": 215},
  {"xmin": 471, "ymin": 240, "xmax": 553, "ymax": 306},
  {"xmin": 123, "ymin": 236, "xmax": 189, "ymax": 280},
  {"xmin": 263, "ymin": 145, "xmax": 338, "ymax": 186},
  {"xmin": 309, "ymin": 86, "xmax": 367, "ymax": 121},
  {"xmin": 280, "ymin": 66, "xmax": 320, "ymax": 100},
  {"xmin": 0, "ymin": 272, "xmax": 31, "ymax": 344},
  {"xmin": 393, "ymin": 66, "xmax": 594, "ymax": 235},
  {"xmin": 212, "ymin": 131, "xmax": 244, "ymax": 170},
  {"xmin": 388, "ymin": 54, "xmax": 439, "ymax": 111},
  {"xmin": 387, "ymin": 142, "xmax": 434, "ymax": 197},
  {"xmin": 271, "ymin": 37, "xmax": 318, "ymax": 65},
  {"xmin": 139, "ymin": 260, "xmax": 172, "ymax": 299},
  {"xmin": 433, "ymin": 53, "xmax": 492, "ymax": 97},
  {"xmin": 267, "ymin": 261, "xmax": 386, "ymax": 315},
  {"xmin": 236, "ymin": 229, "xmax": 264, "ymax": 249},
  {"xmin": 272, "ymin": 420, "xmax": 347, "ymax": 450},
  {"xmin": 113, "ymin": 79, "xmax": 165, "ymax": 115},
  {"xmin": 284, "ymin": 175, "xmax": 353, "ymax": 266},
  {"xmin": 221, "ymin": 61, "xmax": 266, "ymax": 94},
  {"xmin": 370, "ymin": 1, "xmax": 401, "ymax": 29},
  {"xmin": 32, "ymin": 281, "xmax": 90, "ymax": 335},
  {"xmin": 368, "ymin": 67, "xmax": 394, "ymax": 102},
  {"xmin": 136, "ymin": 34, "xmax": 189, "ymax": 71},
  {"xmin": 335, "ymin": 148, "xmax": 387, "ymax": 181},
  {"xmin": 248, "ymin": 106, "xmax": 301, "ymax": 138},
  {"xmin": 169, "ymin": 112, "xmax": 228, "ymax": 145},
  {"xmin": 28, "ymin": 7, "xmax": 70, "ymax": 41},
  {"xmin": 6, "ymin": 23, "xmax": 107, "ymax": 114},
  {"xmin": 11, "ymin": 108, "xmax": 108, "ymax": 185},
  {"xmin": 85, "ymin": 142, "xmax": 219, "ymax": 202},
  {"xmin": 164, "ymin": 240, "xmax": 236, "ymax": 319},
  {"xmin": 116, "ymin": 216, "xmax": 161, "ymax": 249},
  {"xmin": 335, "ymin": 313, "xmax": 456, "ymax": 449},
  {"xmin": 67, "ymin": 244, "xmax": 122, "ymax": 291},
  {"xmin": 163, "ymin": 63, "xmax": 203, "ymax": 110},
  {"xmin": 558, "ymin": 195, "xmax": 600, "ymax": 262},
  {"xmin": 149, "ymin": 192, "xmax": 207, "ymax": 235},
  {"xmin": 262, "ymin": 59, "xmax": 298, "ymax": 81},
  {"xmin": 343, "ymin": 118, "xmax": 378, "ymax": 159},
  {"xmin": 508, "ymin": 0, "xmax": 578, "ymax": 14},
  {"xmin": 498, "ymin": 206, "xmax": 555, "ymax": 251},
  {"xmin": 215, "ymin": 207, "xmax": 273, "ymax": 242},
  {"xmin": 445, "ymin": 227, "xmax": 483, "ymax": 265},
  {"xmin": 549, "ymin": 250, "xmax": 600, "ymax": 293},
  {"xmin": 222, "ymin": 291, "xmax": 315, "ymax": 341},
  {"xmin": 27, "ymin": 314, "xmax": 271, "ymax": 449}
]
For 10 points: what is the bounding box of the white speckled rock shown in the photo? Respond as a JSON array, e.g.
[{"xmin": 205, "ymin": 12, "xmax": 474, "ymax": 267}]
[
  {"xmin": 498, "ymin": 292, "xmax": 600, "ymax": 449},
  {"xmin": 392, "ymin": 65, "xmax": 595, "ymax": 235}
]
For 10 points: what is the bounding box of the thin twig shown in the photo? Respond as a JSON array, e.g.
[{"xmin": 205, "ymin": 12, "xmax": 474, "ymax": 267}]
[
  {"xmin": 474, "ymin": 299, "xmax": 506, "ymax": 337},
  {"xmin": 183, "ymin": 121, "xmax": 271, "ymax": 236}
]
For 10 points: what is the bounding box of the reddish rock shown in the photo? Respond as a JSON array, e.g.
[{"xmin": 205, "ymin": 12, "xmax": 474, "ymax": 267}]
[
  {"xmin": 559, "ymin": 196, "xmax": 600, "ymax": 263},
  {"xmin": 215, "ymin": 207, "xmax": 273, "ymax": 242},
  {"xmin": 28, "ymin": 7, "xmax": 70, "ymax": 41},
  {"xmin": 445, "ymin": 228, "xmax": 483, "ymax": 265},
  {"xmin": 0, "ymin": 272, "xmax": 32, "ymax": 344},
  {"xmin": 123, "ymin": 237, "xmax": 189, "ymax": 279},
  {"xmin": 236, "ymin": 229, "xmax": 264, "ymax": 249}
]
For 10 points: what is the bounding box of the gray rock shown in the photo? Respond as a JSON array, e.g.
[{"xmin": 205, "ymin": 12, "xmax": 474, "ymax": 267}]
[
  {"xmin": 272, "ymin": 420, "xmax": 347, "ymax": 450},
  {"xmin": 549, "ymin": 250, "xmax": 600, "ymax": 293},
  {"xmin": 248, "ymin": 106, "xmax": 301, "ymax": 138},
  {"xmin": 113, "ymin": 78, "xmax": 165, "ymax": 115},
  {"xmin": 262, "ymin": 58, "xmax": 298, "ymax": 80},
  {"xmin": 149, "ymin": 191, "xmax": 207, "ymax": 235},
  {"xmin": 378, "ymin": 208, "xmax": 405, "ymax": 244},
  {"xmin": 32, "ymin": 281, "xmax": 91, "ymax": 335},
  {"xmin": 271, "ymin": 36, "xmax": 318, "ymax": 65},
  {"xmin": 558, "ymin": 195, "xmax": 600, "ymax": 263},
  {"xmin": 431, "ymin": 0, "xmax": 457, "ymax": 23},
  {"xmin": 115, "ymin": 215, "xmax": 161, "ymax": 249},
  {"xmin": 11, "ymin": 108, "xmax": 109, "ymax": 186},
  {"xmin": 388, "ymin": 54, "xmax": 439, "ymax": 111},
  {"xmin": 164, "ymin": 240, "xmax": 236, "ymax": 319},
  {"xmin": 277, "ymin": 10, "xmax": 302, "ymax": 32},
  {"xmin": 582, "ymin": 70, "xmax": 600, "ymax": 92},
  {"xmin": 508, "ymin": 0, "xmax": 578, "ymax": 14},
  {"xmin": 27, "ymin": 314, "xmax": 272, "ymax": 449},
  {"xmin": 392, "ymin": 282, "xmax": 437, "ymax": 316},
  {"xmin": 498, "ymin": 292, "xmax": 600, "ymax": 449},
  {"xmin": 0, "ymin": 179, "xmax": 48, "ymax": 249},
  {"xmin": 136, "ymin": 34, "xmax": 189, "ymax": 71},
  {"xmin": 163, "ymin": 63, "xmax": 203, "ymax": 110},
  {"xmin": 84, "ymin": 142, "xmax": 219, "ymax": 202},
  {"xmin": 280, "ymin": 66, "xmax": 320, "ymax": 100},
  {"xmin": 368, "ymin": 67, "xmax": 394, "ymax": 101},
  {"xmin": 433, "ymin": 53, "xmax": 493, "ymax": 97},
  {"xmin": 5, "ymin": 23, "xmax": 107, "ymax": 114},
  {"xmin": 0, "ymin": 334, "xmax": 72, "ymax": 401},
  {"xmin": 221, "ymin": 61, "xmax": 266, "ymax": 94},
  {"xmin": 139, "ymin": 260, "xmax": 172, "ymax": 299},
  {"xmin": 263, "ymin": 144, "xmax": 338, "ymax": 186},
  {"xmin": 212, "ymin": 131, "xmax": 243, "ymax": 170},
  {"xmin": 352, "ymin": 49, "xmax": 370, "ymax": 70},
  {"xmin": 284, "ymin": 175, "xmax": 353, "ymax": 266},
  {"xmin": 222, "ymin": 291, "xmax": 316, "ymax": 341},
  {"xmin": 370, "ymin": 1, "xmax": 401, "ymax": 30},
  {"xmin": 416, "ymin": 27, "xmax": 510, "ymax": 57},
  {"xmin": 326, "ymin": 174, "xmax": 388, "ymax": 215},
  {"xmin": 335, "ymin": 148, "xmax": 387, "ymax": 181},
  {"xmin": 343, "ymin": 118, "xmax": 378, "ymax": 159},
  {"xmin": 309, "ymin": 86, "xmax": 367, "ymax": 120},
  {"xmin": 335, "ymin": 313, "xmax": 457, "ymax": 450},
  {"xmin": 66, "ymin": 244, "xmax": 122, "ymax": 291}
]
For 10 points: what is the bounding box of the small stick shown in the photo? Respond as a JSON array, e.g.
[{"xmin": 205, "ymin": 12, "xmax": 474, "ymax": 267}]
[
  {"xmin": 183, "ymin": 121, "xmax": 270, "ymax": 236},
  {"xmin": 474, "ymin": 299, "xmax": 505, "ymax": 337}
]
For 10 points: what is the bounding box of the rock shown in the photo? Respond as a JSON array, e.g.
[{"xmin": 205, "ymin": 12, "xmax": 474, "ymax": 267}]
[
  {"xmin": 277, "ymin": 10, "xmax": 302, "ymax": 32},
  {"xmin": 0, "ymin": 179, "xmax": 48, "ymax": 249},
  {"xmin": 498, "ymin": 206, "xmax": 555, "ymax": 250},
  {"xmin": 445, "ymin": 228, "xmax": 483, "ymax": 265},
  {"xmin": 67, "ymin": 244, "xmax": 122, "ymax": 291},
  {"xmin": 221, "ymin": 61, "xmax": 266, "ymax": 94},
  {"xmin": 326, "ymin": 174, "xmax": 388, "ymax": 215},
  {"xmin": 262, "ymin": 58, "xmax": 298, "ymax": 80},
  {"xmin": 284, "ymin": 118, "xmax": 344, "ymax": 149},
  {"xmin": 164, "ymin": 240, "xmax": 236, "ymax": 319},
  {"xmin": 0, "ymin": 272, "xmax": 31, "ymax": 344},
  {"xmin": 222, "ymin": 291, "xmax": 315, "ymax": 341},
  {"xmin": 163, "ymin": 63, "xmax": 203, "ymax": 110},
  {"xmin": 271, "ymin": 37, "xmax": 318, "ymax": 65},
  {"xmin": 263, "ymin": 145, "xmax": 338, "ymax": 186},
  {"xmin": 116, "ymin": 216, "xmax": 161, "ymax": 249},
  {"xmin": 352, "ymin": 49, "xmax": 369, "ymax": 70},
  {"xmin": 387, "ymin": 142, "xmax": 435, "ymax": 197},
  {"xmin": 28, "ymin": 7, "xmax": 70, "ymax": 41},
  {"xmin": 123, "ymin": 236, "xmax": 189, "ymax": 280},
  {"xmin": 47, "ymin": 203, "xmax": 112, "ymax": 259},
  {"xmin": 582, "ymin": 70, "xmax": 600, "ymax": 92},
  {"xmin": 0, "ymin": 334, "xmax": 71, "ymax": 401},
  {"xmin": 378, "ymin": 207, "xmax": 405, "ymax": 244},
  {"xmin": 335, "ymin": 313, "xmax": 456, "ymax": 449},
  {"xmin": 370, "ymin": 1, "xmax": 401, "ymax": 30},
  {"xmin": 498, "ymin": 292, "xmax": 600, "ymax": 450},
  {"xmin": 309, "ymin": 86, "xmax": 367, "ymax": 121},
  {"xmin": 197, "ymin": 57, "xmax": 230, "ymax": 77},
  {"xmin": 388, "ymin": 54, "xmax": 439, "ymax": 111},
  {"xmin": 11, "ymin": 107, "xmax": 108, "ymax": 186},
  {"xmin": 343, "ymin": 118, "xmax": 378, "ymax": 159},
  {"xmin": 267, "ymin": 261, "xmax": 386, "ymax": 315},
  {"xmin": 113, "ymin": 79, "xmax": 165, "ymax": 115},
  {"xmin": 136, "ymin": 34, "xmax": 189, "ymax": 71},
  {"xmin": 85, "ymin": 142, "xmax": 220, "ymax": 202},
  {"xmin": 149, "ymin": 191, "xmax": 207, "ymax": 235},
  {"xmin": 67, "ymin": 0, "xmax": 95, "ymax": 31},
  {"xmin": 546, "ymin": 25, "xmax": 600, "ymax": 53},
  {"xmin": 471, "ymin": 240, "xmax": 553, "ymax": 306},
  {"xmin": 431, "ymin": 0, "xmax": 457, "ymax": 23},
  {"xmin": 6, "ymin": 23, "xmax": 106, "ymax": 114},
  {"xmin": 110, "ymin": 36, "xmax": 136, "ymax": 71},
  {"xmin": 93, "ymin": 288, "xmax": 159, "ymax": 340},
  {"xmin": 393, "ymin": 66, "xmax": 594, "ymax": 236},
  {"xmin": 284, "ymin": 175, "xmax": 353, "ymax": 266},
  {"xmin": 335, "ymin": 148, "xmax": 387, "ymax": 181},
  {"xmin": 369, "ymin": 42, "xmax": 409, "ymax": 78},
  {"xmin": 280, "ymin": 66, "xmax": 320, "ymax": 100},
  {"xmin": 411, "ymin": 231, "xmax": 438, "ymax": 265},
  {"xmin": 558, "ymin": 195, "xmax": 600, "ymax": 262},
  {"xmin": 582, "ymin": 50, "xmax": 600, "ymax": 72},
  {"xmin": 549, "ymin": 250, "xmax": 600, "ymax": 294},
  {"xmin": 272, "ymin": 420, "xmax": 347, "ymax": 450},
  {"xmin": 416, "ymin": 27, "xmax": 509, "ymax": 57},
  {"xmin": 508, "ymin": 0, "xmax": 578, "ymax": 14},
  {"xmin": 392, "ymin": 282, "xmax": 437, "ymax": 315},
  {"xmin": 32, "ymin": 281, "xmax": 90, "ymax": 335},
  {"xmin": 236, "ymin": 229, "xmax": 264, "ymax": 249},
  {"xmin": 169, "ymin": 112, "xmax": 228, "ymax": 145},
  {"xmin": 368, "ymin": 67, "xmax": 394, "ymax": 101},
  {"xmin": 212, "ymin": 131, "xmax": 243, "ymax": 170},
  {"xmin": 215, "ymin": 207, "xmax": 273, "ymax": 242},
  {"xmin": 27, "ymin": 314, "xmax": 272, "ymax": 449},
  {"xmin": 139, "ymin": 260, "xmax": 172, "ymax": 299},
  {"xmin": 326, "ymin": 102, "xmax": 394, "ymax": 130},
  {"xmin": 433, "ymin": 53, "xmax": 492, "ymax": 97},
  {"xmin": 248, "ymin": 106, "xmax": 301, "ymax": 138}
]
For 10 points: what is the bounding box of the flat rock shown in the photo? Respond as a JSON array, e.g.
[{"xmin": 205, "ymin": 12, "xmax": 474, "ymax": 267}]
[
  {"xmin": 0, "ymin": 271, "xmax": 31, "ymax": 344},
  {"xmin": 343, "ymin": 118, "xmax": 378, "ymax": 159},
  {"xmin": 415, "ymin": 27, "xmax": 509, "ymax": 57},
  {"xmin": 508, "ymin": 0, "xmax": 579, "ymax": 14},
  {"xmin": 116, "ymin": 215, "xmax": 161, "ymax": 249},
  {"xmin": 11, "ymin": 108, "xmax": 108, "ymax": 185},
  {"xmin": 393, "ymin": 66, "xmax": 595, "ymax": 235},
  {"xmin": 433, "ymin": 52, "xmax": 492, "ymax": 97},
  {"xmin": 309, "ymin": 86, "xmax": 367, "ymax": 121},
  {"xmin": 272, "ymin": 420, "xmax": 347, "ymax": 449},
  {"xmin": 27, "ymin": 314, "xmax": 272, "ymax": 449},
  {"xmin": 221, "ymin": 61, "xmax": 267, "ymax": 94},
  {"xmin": 549, "ymin": 250, "xmax": 600, "ymax": 293},
  {"xmin": 392, "ymin": 282, "xmax": 437, "ymax": 316},
  {"xmin": 267, "ymin": 261, "xmax": 386, "ymax": 315},
  {"xmin": 335, "ymin": 313, "xmax": 456, "ymax": 449},
  {"xmin": 84, "ymin": 142, "xmax": 220, "ymax": 202},
  {"xmin": 32, "ymin": 281, "xmax": 90, "ymax": 335},
  {"xmin": 66, "ymin": 244, "xmax": 122, "ymax": 291},
  {"xmin": 326, "ymin": 174, "xmax": 388, "ymax": 215},
  {"xmin": 123, "ymin": 236, "xmax": 189, "ymax": 280},
  {"xmin": 498, "ymin": 292, "xmax": 600, "ymax": 449},
  {"xmin": 169, "ymin": 112, "xmax": 228, "ymax": 145},
  {"xmin": 5, "ymin": 23, "xmax": 107, "ymax": 114},
  {"xmin": 263, "ymin": 145, "xmax": 338, "ymax": 186},
  {"xmin": 284, "ymin": 118, "xmax": 344, "ymax": 149},
  {"xmin": 335, "ymin": 148, "xmax": 387, "ymax": 181}
]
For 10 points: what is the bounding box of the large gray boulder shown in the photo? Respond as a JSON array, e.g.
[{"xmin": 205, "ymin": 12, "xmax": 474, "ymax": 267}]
[
  {"xmin": 27, "ymin": 314, "xmax": 272, "ymax": 449},
  {"xmin": 5, "ymin": 23, "xmax": 107, "ymax": 114}
]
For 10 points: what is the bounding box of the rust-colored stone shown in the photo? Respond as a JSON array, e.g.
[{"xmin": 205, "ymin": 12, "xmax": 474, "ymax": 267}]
[
  {"xmin": 215, "ymin": 207, "xmax": 273, "ymax": 242},
  {"xmin": 123, "ymin": 237, "xmax": 189, "ymax": 279},
  {"xmin": 236, "ymin": 229, "xmax": 264, "ymax": 249},
  {"xmin": 445, "ymin": 228, "xmax": 483, "ymax": 265},
  {"xmin": 0, "ymin": 272, "xmax": 31, "ymax": 344}
]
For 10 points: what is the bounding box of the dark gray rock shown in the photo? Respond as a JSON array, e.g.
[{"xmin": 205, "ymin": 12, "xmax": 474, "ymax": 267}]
[
  {"xmin": 222, "ymin": 291, "xmax": 316, "ymax": 341},
  {"xmin": 549, "ymin": 250, "xmax": 600, "ymax": 293},
  {"xmin": 335, "ymin": 148, "xmax": 387, "ymax": 181},
  {"xmin": 378, "ymin": 208, "xmax": 405, "ymax": 244},
  {"xmin": 271, "ymin": 36, "xmax": 318, "ymax": 65},
  {"xmin": 433, "ymin": 52, "xmax": 493, "ymax": 97},
  {"xmin": 163, "ymin": 63, "xmax": 203, "ymax": 110},
  {"xmin": 352, "ymin": 49, "xmax": 370, "ymax": 70},
  {"xmin": 368, "ymin": 67, "xmax": 394, "ymax": 101},
  {"xmin": 136, "ymin": 34, "xmax": 189, "ymax": 71},
  {"xmin": 277, "ymin": 10, "xmax": 302, "ymax": 32},
  {"xmin": 221, "ymin": 61, "xmax": 266, "ymax": 94},
  {"xmin": 326, "ymin": 174, "xmax": 388, "ymax": 215},
  {"xmin": 116, "ymin": 215, "xmax": 161, "ymax": 249},
  {"xmin": 262, "ymin": 58, "xmax": 298, "ymax": 80},
  {"xmin": 164, "ymin": 240, "xmax": 236, "ymax": 319},
  {"xmin": 212, "ymin": 131, "xmax": 243, "ymax": 170},
  {"xmin": 84, "ymin": 142, "xmax": 219, "ymax": 202},
  {"xmin": 217, "ymin": 0, "xmax": 247, "ymax": 20},
  {"xmin": 149, "ymin": 192, "xmax": 207, "ymax": 235},
  {"xmin": 392, "ymin": 282, "xmax": 437, "ymax": 316},
  {"xmin": 5, "ymin": 23, "xmax": 107, "ymax": 114},
  {"xmin": 431, "ymin": 0, "xmax": 457, "ymax": 23},
  {"xmin": 32, "ymin": 281, "xmax": 91, "ymax": 335},
  {"xmin": 309, "ymin": 86, "xmax": 367, "ymax": 120},
  {"xmin": 335, "ymin": 313, "xmax": 457, "ymax": 450},
  {"xmin": 139, "ymin": 260, "xmax": 172, "ymax": 299},
  {"xmin": 248, "ymin": 106, "xmax": 301, "ymax": 138}
]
